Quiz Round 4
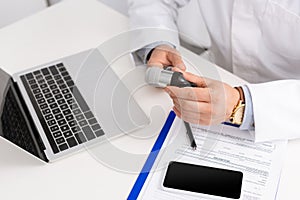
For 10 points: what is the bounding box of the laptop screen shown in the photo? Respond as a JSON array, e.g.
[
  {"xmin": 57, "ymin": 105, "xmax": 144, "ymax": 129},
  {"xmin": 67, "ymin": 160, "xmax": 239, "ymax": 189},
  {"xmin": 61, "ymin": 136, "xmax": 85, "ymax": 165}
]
[{"xmin": 0, "ymin": 69, "xmax": 41, "ymax": 158}]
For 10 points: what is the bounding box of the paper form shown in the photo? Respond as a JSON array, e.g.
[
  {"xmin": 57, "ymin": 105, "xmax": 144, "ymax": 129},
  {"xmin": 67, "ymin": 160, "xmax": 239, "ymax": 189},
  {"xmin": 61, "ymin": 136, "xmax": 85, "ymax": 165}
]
[{"xmin": 138, "ymin": 117, "xmax": 287, "ymax": 200}]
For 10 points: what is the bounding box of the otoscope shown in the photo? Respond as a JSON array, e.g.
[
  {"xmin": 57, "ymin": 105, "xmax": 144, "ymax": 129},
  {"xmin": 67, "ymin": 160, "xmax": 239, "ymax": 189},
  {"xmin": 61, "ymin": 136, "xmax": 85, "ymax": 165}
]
[{"xmin": 145, "ymin": 66, "xmax": 197, "ymax": 149}]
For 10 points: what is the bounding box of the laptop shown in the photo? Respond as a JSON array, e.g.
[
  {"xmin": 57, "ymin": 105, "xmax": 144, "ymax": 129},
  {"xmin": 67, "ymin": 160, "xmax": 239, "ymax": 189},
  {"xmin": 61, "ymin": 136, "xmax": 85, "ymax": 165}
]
[{"xmin": 0, "ymin": 48, "xmax": 149, "ymax": 162}]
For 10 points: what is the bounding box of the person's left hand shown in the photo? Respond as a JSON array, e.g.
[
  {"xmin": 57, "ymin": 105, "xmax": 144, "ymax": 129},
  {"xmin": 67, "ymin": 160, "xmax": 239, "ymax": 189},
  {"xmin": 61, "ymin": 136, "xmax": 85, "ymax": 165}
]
[{"xmin": 165, "ymin": 72, "xmax": 240, "ymax": 125}]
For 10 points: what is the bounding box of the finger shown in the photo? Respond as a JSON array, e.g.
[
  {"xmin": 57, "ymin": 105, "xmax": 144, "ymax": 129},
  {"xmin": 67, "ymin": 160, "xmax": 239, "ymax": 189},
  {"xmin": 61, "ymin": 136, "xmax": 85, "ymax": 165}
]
[
  {"xmin": 182, "ymin": 72, "xmax": 210, "ymax": 88},
  {"xmin": 167, "ymin": 52, "xmax": 186, "ymax": 71},
  {"xmin": 173, "ymin": 99, "xmax": 211, "ymax": 114},
  {"xmin": 147, "ymin": 55, "xmax": 164, "ymax": 68},
  {"xmin": 166, "ymin": 86, "xmax": 211, "ymax": 102},
  {"xmin": 173, "ymin": 106, "xmax": 181, "ymax": 118}
]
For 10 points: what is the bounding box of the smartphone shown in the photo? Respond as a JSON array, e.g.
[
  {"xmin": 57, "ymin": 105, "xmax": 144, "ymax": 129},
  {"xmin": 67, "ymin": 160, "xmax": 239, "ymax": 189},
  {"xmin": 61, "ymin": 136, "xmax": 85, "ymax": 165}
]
[{"xmin": 162, "ymin": 161, "xmax": 243, "ymax": 199}]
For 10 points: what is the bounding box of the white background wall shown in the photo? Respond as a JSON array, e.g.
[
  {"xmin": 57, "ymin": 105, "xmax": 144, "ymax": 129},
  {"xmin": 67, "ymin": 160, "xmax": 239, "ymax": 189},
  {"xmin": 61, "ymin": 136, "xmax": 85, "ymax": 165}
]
[
  {"xmin": 49, "ymin": 0, "xmax": 128, "ymax": 15},
  {"xmin": 0, "ymin": 0, "xmax": 47, "ymax": 28},
  {"xmin": 0, "ymin": 0, "xmax": 128, "ymax": 29}
]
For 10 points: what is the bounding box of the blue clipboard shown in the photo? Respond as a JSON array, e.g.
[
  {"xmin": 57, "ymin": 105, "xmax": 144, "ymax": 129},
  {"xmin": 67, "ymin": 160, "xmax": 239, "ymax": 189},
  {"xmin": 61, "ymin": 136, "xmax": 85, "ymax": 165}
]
[{"xmin": 127, "ymin": 111, "xmax": 176, "ymax": 200}]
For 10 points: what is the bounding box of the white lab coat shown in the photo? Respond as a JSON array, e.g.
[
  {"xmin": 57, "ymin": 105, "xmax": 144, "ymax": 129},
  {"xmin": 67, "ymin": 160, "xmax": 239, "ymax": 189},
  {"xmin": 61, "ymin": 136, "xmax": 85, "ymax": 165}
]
[{"xmin": 128, "ymin": 0, "xmax": 300, "ymax": 142}]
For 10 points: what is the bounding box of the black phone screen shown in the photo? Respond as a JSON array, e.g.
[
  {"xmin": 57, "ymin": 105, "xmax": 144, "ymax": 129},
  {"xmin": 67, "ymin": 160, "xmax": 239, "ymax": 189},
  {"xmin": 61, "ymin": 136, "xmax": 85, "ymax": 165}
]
[{"xmin": 163, "ymin": 161, "xmax": 243, "ymax": 199}]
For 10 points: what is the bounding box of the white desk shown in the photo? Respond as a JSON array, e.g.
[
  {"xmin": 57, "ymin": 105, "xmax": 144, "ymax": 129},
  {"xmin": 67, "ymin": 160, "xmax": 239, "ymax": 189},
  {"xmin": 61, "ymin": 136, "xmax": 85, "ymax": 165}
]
[{"xmin": 0, "ymin": 0, "xmax": 299, "ymax": 199}]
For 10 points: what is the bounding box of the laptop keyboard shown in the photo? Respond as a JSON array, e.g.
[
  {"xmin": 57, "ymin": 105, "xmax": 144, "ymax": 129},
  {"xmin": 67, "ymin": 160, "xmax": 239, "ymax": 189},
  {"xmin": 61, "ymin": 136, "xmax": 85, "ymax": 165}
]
[{"xmin": 20, "ymin": 63, "xmax": 104, "ymax": 154}]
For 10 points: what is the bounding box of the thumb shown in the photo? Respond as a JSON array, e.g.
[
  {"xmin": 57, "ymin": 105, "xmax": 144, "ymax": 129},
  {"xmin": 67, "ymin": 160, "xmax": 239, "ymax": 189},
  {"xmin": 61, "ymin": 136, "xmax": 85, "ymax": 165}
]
[{"xmin": 182, "ymin": 72, "xmax": 208, "ymax": 88}]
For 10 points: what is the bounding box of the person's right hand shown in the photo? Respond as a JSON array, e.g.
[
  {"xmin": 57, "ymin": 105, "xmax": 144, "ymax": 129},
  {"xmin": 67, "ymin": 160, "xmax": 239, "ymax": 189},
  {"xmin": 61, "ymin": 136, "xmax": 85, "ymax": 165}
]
[{"xmin": 147, "ymin": 44, "xmax": 186, "ymax": 71}]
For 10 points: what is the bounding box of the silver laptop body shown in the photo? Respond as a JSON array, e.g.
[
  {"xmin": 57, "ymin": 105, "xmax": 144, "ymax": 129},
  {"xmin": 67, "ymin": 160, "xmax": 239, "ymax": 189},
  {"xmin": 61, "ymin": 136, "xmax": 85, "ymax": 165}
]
[{"xmin": 0, "ymin": 48, "xmax": 149, "ymax": 162}]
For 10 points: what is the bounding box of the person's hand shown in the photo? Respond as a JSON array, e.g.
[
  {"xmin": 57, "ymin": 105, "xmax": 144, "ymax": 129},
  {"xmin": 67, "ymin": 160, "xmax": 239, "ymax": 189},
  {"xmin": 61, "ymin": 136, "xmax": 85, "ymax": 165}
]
[
  {"xmin": 147, "ymin": 44, "xmax": 186, "ymax": 71},
  {"xmin": 165, "ymin": 72, "xmax": 240, "ymax": 125}
]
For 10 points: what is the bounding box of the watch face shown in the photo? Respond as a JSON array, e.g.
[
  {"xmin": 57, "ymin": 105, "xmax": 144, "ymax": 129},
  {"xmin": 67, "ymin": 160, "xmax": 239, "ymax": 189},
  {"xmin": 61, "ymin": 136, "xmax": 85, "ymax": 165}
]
[
  {"xmin": 231, "ymin": 101, "xmax": 245, "ymax": 125},
  {"xmin": 234, "ymin": 106, "xmax": 245, "ymax": 125}
]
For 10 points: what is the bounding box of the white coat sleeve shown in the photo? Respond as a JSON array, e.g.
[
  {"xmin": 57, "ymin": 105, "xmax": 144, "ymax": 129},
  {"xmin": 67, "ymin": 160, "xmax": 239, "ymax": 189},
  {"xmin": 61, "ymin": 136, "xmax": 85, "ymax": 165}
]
[
  {"xmin": 247, "ymin": 80, "xmax": 300, "ymax": 142},
  {"xmin": 128, "ymin": 0, "xmax": 190, "ymax": 50}
]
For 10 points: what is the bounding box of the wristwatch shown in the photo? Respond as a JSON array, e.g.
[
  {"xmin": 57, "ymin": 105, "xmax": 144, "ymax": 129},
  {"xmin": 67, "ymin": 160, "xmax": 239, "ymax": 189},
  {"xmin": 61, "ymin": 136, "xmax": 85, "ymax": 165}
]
[{"xmin": 229, "ymin": 87, "xmax": 245, "ymax": 126}]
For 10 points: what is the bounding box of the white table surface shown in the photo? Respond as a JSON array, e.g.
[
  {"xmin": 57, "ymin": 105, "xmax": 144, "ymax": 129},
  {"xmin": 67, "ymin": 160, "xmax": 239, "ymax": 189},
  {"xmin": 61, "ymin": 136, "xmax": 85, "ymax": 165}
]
[{"xmin": 0, "ymin": 0, "xmax": 299, "ymax": 199}]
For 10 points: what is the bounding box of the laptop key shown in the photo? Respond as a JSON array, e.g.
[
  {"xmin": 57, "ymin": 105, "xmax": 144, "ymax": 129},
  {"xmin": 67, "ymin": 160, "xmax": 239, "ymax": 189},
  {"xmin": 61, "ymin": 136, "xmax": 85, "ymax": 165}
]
[
  {"xmin": 53, "ymin": 89, "xmax": 60, "ymax": 95},
  {"xmin": 70, "ymin": 103, "xmax": 78, "ymax": 110},
  {"xmin": 59, "ymin": 84, "xmax": 67, "ymax": 89},
  {"xmin": 32, "ymin": 88, "xmax": 41, "ymax": 94},
  {"xmin": 47, "ymin": 119, "xmax": 56, "ymax": 126},
  {"xmin": 64, "ymin": 93, "xmax": 72, "ymax": 99},
  {"xmin": 73, "ymin": 109, "xmax": 81, "ymax": 115},
  {"xmin": 71, "ymin": 126, "xmax": 80, "ymax": 133},
  {"xmin": 42, "ymin": 108, "xmax": 51, "ymax": 115},
  {"xmin": 58, "ymin": 119, "xmax": 66, "ymax": 126},
  {"xmin": 37, "ymin": 98, "xmax": 45, "ymax": 104},
  {"xmin": 66, "ymin": 80, "xmax": 74, "ymax": 87},
  {"xmin": 59, "ymin": 67, "xmax": 66, "ymax": 72},
  {"xmin": 82, "ymin": 126, "xmax": 95, "ymax": 140},
  {"xmin": 64, "ymin": 76, "xmax": 72, "ymax": 81},
  {"xmin": 48, "ymin": 80, "xmax": 55, "ymax": 85},
  {"xmin": 61, "ymin": 71, "xmax": 68, "ymax": 77},
  {"xmin": 42, "ymin": 88, "xmax": 50, "ymax": 94},
  {"xmin": 68, "ymin": 120, "xmax": 77, "ymax": 127},
  {"xmin": 92, "ymin": 124, "xmax": 101, "ymax": 131},
  {"xmin": 52, "ymin": 108, "xmax": 60, "ymax": 115},
  {"xmin": 40, "ymin": 103, "xmax": 48, "ymax": 110},
  {"xmin": 61, "ymin": 88, "xmax": 69, "ymax": 94},
  {"xmin": 56, "ymin": 137, "xmax": 65, "ymax": 144},
  {"xmin": 95, "ymin": 129, "xmax": 105, "ymax": 137},
  {"xmin": 45, "ymin": 75, "xmax": 52, "ymax": 80},
  {"xmin": 31, "ymin": 84, "xmax": 38, "ymax": 89},
  {"xmin": 58, "ymin": 143, "xmax": 68, "ymax": 151},
  {"xmin": 38, "ymin": 79, "xmax": 46, "ymax": 84},
  {"xmin": 54, "ymin": 75, "xmax": 61, "ymax": 80},
  {"xmin": 65, "ymin": 114, "xmax": 74, "ymax": 121},
  {"xmin": 75, "ymin": 114, "xmax": 84, "ymax": 121},
  {"xmin": 36, "ymin": 75, "xmax": 43, "ymax": 80},
  {"xmin": 50, "ymin": 125, "xmax": 59, "ymax": 132},
  {"xmin": 75, "ymin": 132, "xmax": 86, "ymax": 144},
  {"xmin": 35, "ymin": 93, "xmax": 43, "ymax": 99},
  {"xmin": 55, "ymin": 114, "xmax": 63, "ymax": 120},
  {"xmin": 40, "ymin": 84, "xmax": 47, "ymax": 89},
  {"xmin": 67, "ymin": 98, "xmax": 75, "ymax": 105},
  {"xmin": 60, "ymin": 104, "xmax": 68, "ymax": 110},
  {"xmin": 50, "ymin": 84, "xmax": 57, "ymax": 90},
  {"xmin": 63, "ymin": 130, "xmax": 72, "ymax": 138},
  {"xmin": 66, "ymin": 137, "xmax": 78, "ymax": 147},
  {"xmin": 45, "ymin": 114, "xmax": 53, "ymax": 120},
  {"xmin": 28, "ymin": 79, "xmax": 36, "ymax": 84},
  {"xmin": 60, "ymin": 125, "xmax": 69, "ymax": 132},
  {"xmin": 53, "ymin": 131, "xmax": 62, "ymax": 138},
  {"xmin": 47, "ymin": 98, "xmax": 55, "ymax": 104},
  {"xmin": 42, "ymin": 68, "xmax": 50, "ymax": 75},
  {"xmin": 78, "ymin": 120, "xmax": 88, "ymax": 127},
  {"xmin": 49, "ymin": 65, "xmax": 59, "ymax": 75},
  {"xmin": 63, "ymin": 109, "xmax": 71, "ymax": 116},
  {"xmin": 56, "ymin": 79, "xmax": 64, "ymax": 85},
  {"xmin": 88, "ymin": 118, "xmax": 97, "ymax": 125},
  {"xmin": 34, "ymin": 93, "xmax": 43, "ymax": 99},
  {"xmin": 25, "ymin": 73, "xmax": 34, "ymax": 80},
  {"xmin": 57, "ymin": 99, "xmax": 65, "ymax": 105},
  {"xmin": 45, "ymin": 93, "xmax": 52, "ymax": 99},
  {"xmin": 54, "ymin": 94, "xmax": 63, "ymax": 99},
  {"xmin": 33, "ymin": 70, "xmax": 41, "ymax": 75},
  {"xmin": 50, "ymin": 103, "xmax": 58, "ymax": 109},
  {"xmin": 84, "ymin": 111, "xmax": 94, "ymax": 119},
  {"xmin": 57, "ymin": 63, "xmax": 64, "ymax": 68}
]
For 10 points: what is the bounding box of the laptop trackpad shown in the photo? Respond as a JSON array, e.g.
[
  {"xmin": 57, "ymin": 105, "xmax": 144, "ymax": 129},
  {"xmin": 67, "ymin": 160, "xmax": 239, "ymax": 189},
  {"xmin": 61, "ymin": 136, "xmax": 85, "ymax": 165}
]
[{"xmin": 65, "ymin": 49, "xmax": 149, "ymax": 138}]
